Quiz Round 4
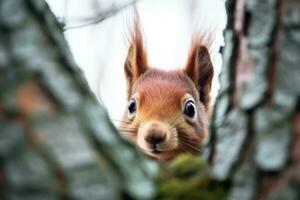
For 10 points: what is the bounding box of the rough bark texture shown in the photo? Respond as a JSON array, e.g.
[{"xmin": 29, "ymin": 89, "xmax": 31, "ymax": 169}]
[
  {"xmin": 0, "ymin": 0, "xmax": 156, "ymax": 199},
  {"xmin": 210, "ymin": 0, "xmax": 300, "ymax": 199},
  {"xmin": 1, "ymin": 0, "xmax": 300, "ymax": 200}
]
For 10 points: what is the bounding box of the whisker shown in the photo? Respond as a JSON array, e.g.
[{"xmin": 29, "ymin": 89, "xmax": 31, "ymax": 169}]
[
  {"xmin": 181, "ymin": 140, "xmax": 202, "ymax": 152},
  {"xmin": 178, "ymin": 136, "xmax": 200, "ymax": 146},
  {"xmin": 118, "ymin": 128, "xmax": 136, "ymax": 132},
  {"xmin": 171, "ymin": 118, "xmax": 186, "ymax": 127},
  {"xmin": 118, "ymin": 127, "xmax": 138, "ymax": 131},
  {"xmin": 177, "ymin": 134, "xmax": 202, "ymax": 152},
  {"xmin": 170, "ymin": 117, "xmax": 181, "ymax": 127},
  {"xmin": 172, "ymin": 117, "xmax": 210, "ymax": 133},
  {"xmin": 120, "ymin": 129, "xmax": 138, "ymax": 133},
  {"xmin": 179, "ymin": 143, "xmax": 193, "ymax": 154},
  {"xmin": 111, "ymin": 118, "xmax": 141, "ymax": 127},
  {"xmin": 119, "ymin": 130, "xmax": 136, "ymax": 135},
  {"xmin": 180, "ymin": 140, "xmax": 201, "ymax": 153},
  {"xmin": 110, "ymin": 117, "xmax": 139, "ymax": 123}
]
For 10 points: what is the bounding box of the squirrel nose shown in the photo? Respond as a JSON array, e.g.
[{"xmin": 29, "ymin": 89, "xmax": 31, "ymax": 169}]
[{"xmin": 145, "ymin": 130, "xmax": 166, "ymax": 145}]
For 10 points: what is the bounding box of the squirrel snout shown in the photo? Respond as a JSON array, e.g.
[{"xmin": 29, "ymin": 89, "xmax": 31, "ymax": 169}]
[
  {"xmin": 145, "ymin": 129, "xmax": 166, "ymax": 145},
  {"xmin": 142, "ymin": 122, "xmax": 168, "ymax": 145}
]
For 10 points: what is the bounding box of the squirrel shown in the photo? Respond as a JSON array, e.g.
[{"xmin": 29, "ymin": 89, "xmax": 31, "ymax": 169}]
[{"xmin": 119, "ymin": 17, "xmax": 214, "ymax": 160}]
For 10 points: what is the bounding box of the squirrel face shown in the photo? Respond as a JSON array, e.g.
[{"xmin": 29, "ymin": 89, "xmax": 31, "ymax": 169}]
[{"xmin": 119, "ymin": 19, "xmax": 214, "ymax": 160}]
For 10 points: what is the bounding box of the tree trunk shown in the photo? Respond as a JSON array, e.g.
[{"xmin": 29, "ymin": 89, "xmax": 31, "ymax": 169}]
[
  {"xmin": 210, "ymin": 0, "xmax": 300, "ymax": 199},
  {"xmin": 1, "ymin": 0, "xmax": 300, "ymax": 200},
  {"xmin": 0, "ymin": 0, "xmax": 156, "ymax": 199}
]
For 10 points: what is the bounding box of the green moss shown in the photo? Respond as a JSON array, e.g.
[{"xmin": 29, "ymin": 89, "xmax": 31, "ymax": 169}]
[{"xmin": 156, "ymin": 154, "xmax": 227, "ymax": 200}]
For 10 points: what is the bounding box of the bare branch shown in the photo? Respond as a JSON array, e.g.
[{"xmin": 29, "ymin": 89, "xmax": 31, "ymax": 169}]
[{"xmin": 63, "ymin": 0, "xmax": 137, "ymax": 31}]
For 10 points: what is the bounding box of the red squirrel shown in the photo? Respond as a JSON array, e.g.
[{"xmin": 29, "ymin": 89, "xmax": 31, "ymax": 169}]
[{"xmin": 119, "ymin": 18, "xmax": 214, "ymax": 160}]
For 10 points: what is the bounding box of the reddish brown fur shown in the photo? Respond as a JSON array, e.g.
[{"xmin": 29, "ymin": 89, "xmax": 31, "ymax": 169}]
[
  {"xmin": 119, "ymin": 15, "xmax": 214, "ymax": 160},
  {"xmin": 135, "ymin": 70, "xmax": 189, "ymax": 119},
  {"xmin": 124, "ymin": 13, "xmax": 148, "ymax": 99},
  {"xmin": 186, "ymin": 33, "xmax": 215, "ymax": 112}
]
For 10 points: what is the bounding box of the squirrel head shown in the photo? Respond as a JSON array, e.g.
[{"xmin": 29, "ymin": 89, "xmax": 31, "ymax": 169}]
[{"xmin": 120, "ymin": 18, "xmax": 214, "ymax": 160}]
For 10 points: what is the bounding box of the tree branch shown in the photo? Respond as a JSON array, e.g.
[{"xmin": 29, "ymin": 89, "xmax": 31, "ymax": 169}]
[{"xmin": 63, "ymin": 0, "xmax": 137, "ymax": 31}]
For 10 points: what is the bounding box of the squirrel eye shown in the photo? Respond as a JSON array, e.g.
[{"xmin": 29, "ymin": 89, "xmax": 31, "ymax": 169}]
[
  {"xmin": 128, "ymin": 98, "xmax": 137, "ymax": 114},
  {"xmin": 184, "ymin": 100, "xmax": 196, "ymax": 118}
]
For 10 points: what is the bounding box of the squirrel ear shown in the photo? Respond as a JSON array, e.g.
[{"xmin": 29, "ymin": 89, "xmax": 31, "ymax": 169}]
[
  {"xmin": 184, "ymin": 45, "xmax": 214, "ymax": 111},
  {"xmin": 124, "ymin": 17, "xmax": 148, "ymax": 99}
]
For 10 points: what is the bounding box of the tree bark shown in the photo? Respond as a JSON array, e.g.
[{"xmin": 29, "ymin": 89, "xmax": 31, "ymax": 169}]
[
  {"xmin": 210, "ymin": 0, "xmax": 300, "ymax": 199},
  {"xmin": 1, "ymin": 0, "xmax": 300, "ymax": 200},
  {"xmin": 0, "ymin": 0, "xmax": 156, "ymax": 199}
]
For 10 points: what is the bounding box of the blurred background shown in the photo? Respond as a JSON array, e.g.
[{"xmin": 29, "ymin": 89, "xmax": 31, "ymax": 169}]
[{"xmin": 45, "ymin": 0, "xmax": 227, "ymax": 122}]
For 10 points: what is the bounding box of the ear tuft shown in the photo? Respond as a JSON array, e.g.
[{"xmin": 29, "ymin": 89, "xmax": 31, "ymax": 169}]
[
  {"xmin": 124, "ymin": 11, "xmax": 148, "ymax": 99},
  {"xmin": 185, "ymin": 33, "xmax": 214, "ymax": 112}
]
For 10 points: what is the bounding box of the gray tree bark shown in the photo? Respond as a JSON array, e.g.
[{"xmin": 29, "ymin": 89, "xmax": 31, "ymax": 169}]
[
  {"xmin": 1, "ymin": 0, "xmax": 300, "ymax": 200},
  {"xmin": 0, "ymin": 0, "xmax": 156, "ymax": 199},
  {"xmin": 210, "ymin": 0, "xmax": 300, "ymax": 199}
]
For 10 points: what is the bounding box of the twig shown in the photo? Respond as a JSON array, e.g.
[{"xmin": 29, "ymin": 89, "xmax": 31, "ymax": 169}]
[{"xmin": 63, "ymin": 0, "xmax": 137, "ymax": 31}]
